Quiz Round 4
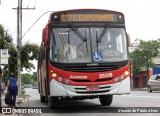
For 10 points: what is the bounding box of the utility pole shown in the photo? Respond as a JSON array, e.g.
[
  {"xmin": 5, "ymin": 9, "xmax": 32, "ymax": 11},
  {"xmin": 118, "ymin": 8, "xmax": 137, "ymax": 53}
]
[{"xmin": 13, "ymin": 0, "xmax": 35, "ymax": 96}]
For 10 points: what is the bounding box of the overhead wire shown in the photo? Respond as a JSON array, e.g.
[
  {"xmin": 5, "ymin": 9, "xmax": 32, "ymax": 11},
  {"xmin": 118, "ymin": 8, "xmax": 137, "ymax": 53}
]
[
  {"xmin": 21, "ymin": 11, "xmax": 55, "ymax": 39},
  {"xmin": 22, "ymin": 0, "xmax": 36, "ymax": 38}
]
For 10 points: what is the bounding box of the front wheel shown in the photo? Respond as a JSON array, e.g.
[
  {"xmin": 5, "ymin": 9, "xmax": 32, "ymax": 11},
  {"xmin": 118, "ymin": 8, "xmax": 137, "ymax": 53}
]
[
  {"xmin": 148, "ymin": 86, "xmax": 152, "ymax": 92},
  {"xmin": 48, "ymin": 97, "xmax": 59, "ymax": 109},
  {"xmin": 99, "ymin": 95, "xmax": 113, "ymax": 106}
]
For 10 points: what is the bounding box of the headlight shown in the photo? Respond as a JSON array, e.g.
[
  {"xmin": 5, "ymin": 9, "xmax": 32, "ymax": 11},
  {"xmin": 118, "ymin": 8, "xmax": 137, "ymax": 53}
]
[
  {"xmin": 120, "ymin": 74, "xmax": 125, "ymax": 80},
  {"xmin": 124, "ymin": 71, "xmax": 129, "ymax": 76},
  {"xmin": 52, "ymin": 73, "xmax": 57, "ymax": 78},
  {"xmin": 58, "ymin": 77, "xmax": 63, "ymax": 82}
]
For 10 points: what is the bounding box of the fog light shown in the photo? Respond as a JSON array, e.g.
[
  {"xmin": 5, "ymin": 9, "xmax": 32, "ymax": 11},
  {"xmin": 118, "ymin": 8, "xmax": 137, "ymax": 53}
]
[
  {"xmin": 120, "ymin": 75, "xmax": 125, "ymax": 80},
  {"xmin": 58, "ymin": 77, "xmax": 63, "ymax": 82},
  {"xmin": 114, "ymin": 77, "xmax": 119, "ymax": 82},
  {"xmin": 65, "ymin": 79, "xmax": 70, "ymax": 84}
]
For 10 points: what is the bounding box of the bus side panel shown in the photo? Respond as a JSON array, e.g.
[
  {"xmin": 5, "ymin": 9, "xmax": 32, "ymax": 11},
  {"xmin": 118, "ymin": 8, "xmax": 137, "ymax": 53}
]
[
  {"xmin": 41, "ymin": 60, "xmax": 47, "ymax": 96},
  {"xmin": 38, "ymin": 69, "xmax": 42, "ymax": 94}
]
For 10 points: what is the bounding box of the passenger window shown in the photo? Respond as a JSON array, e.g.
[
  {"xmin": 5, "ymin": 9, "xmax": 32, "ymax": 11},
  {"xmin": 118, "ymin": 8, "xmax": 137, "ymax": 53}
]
[{"xmin": 156, "ymin": 75, "xmax": 160, "ymax": 80}]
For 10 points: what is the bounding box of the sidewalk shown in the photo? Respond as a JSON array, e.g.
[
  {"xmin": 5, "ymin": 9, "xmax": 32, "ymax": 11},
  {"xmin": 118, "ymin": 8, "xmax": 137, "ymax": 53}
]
[{"xmin": 1, "ymin": 92, "xmax": 29, "ymax": 116}]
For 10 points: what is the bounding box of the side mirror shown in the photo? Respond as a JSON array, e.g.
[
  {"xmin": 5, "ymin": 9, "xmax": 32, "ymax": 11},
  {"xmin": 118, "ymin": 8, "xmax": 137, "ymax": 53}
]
[{"xmin": 127, "ymin": 34, "xmax": 131, "ymax": 47}]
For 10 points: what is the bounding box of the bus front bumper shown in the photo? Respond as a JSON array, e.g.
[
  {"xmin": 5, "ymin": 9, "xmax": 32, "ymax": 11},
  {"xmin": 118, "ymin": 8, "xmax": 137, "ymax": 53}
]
[{"xmin": 49, "ymin": 77, "xmax": 130, "ymax": 97}]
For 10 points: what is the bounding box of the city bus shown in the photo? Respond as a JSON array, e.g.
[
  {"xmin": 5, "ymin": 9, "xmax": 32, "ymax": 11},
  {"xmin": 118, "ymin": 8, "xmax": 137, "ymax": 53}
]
[{"xmin": 37, "ymin": 9, "xmax": 130, "ymax": 108}]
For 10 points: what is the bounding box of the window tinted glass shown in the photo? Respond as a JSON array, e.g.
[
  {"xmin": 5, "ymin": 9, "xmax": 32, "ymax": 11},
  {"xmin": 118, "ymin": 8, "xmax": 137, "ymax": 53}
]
[{"xmin": 50, "ymin": 27, "xmax": 128, "ymax": 63}]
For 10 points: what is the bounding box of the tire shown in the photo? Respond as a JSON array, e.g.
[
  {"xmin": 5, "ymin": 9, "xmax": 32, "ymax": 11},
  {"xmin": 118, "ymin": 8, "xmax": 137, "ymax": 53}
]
[
  {"xmin": 148, "ymin": 86, "xmax": 152, "ymax": 92},
  {"xmin": 99, "ymin": 95, "xmax": 113, "ymax": 106},
  {"xmin": 40, "ymin": 95, "xmax": 46, "ymax": 103},
  {"xmin": 48, "ymin": 97, "xmax": 59, "ymax": 109}
]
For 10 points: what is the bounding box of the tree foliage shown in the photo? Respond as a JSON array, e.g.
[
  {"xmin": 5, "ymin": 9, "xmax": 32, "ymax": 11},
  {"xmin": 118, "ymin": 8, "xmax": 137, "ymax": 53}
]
[
  {"xmin": 21, "ymin": 43, "xmax": 39, "ymax": 72},
  {"xmin": 130, "ymin": 39, "xmax": 160, "ymax": 78},
  {"xmin": 21, "ymin": 73, "xmax": 33, "ymax": 84},
  {"xmin": 0, "ymin": 25, "xmax": 13, "ymax": 48},
  {"xmin": 33, "ymin": 72, "xmax": 37, "ymax": 82},
  {"xmin": 0, "ymin": 24, "xmax": 14, "ymax": 81},
  {"xmin": 0, "ymin": 24, "xmax": 40, "ymax": 82}
]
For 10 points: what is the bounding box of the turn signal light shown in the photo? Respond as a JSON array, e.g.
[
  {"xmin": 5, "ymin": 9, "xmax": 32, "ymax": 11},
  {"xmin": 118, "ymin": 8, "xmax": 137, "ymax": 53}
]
[{"xmin": 50, "ymin": 70, "xmax": 57, "ymax": 78}]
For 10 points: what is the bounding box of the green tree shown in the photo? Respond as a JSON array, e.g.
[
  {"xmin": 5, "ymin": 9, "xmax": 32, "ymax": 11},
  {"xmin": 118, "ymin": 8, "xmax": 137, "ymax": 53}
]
[
  {"xmin": 0, "ymin": 24, "xmax": 14, "ymax": 82},
  {"xmin": 0, "ymin": 24, "xmax": 13, "ymax": 48},
  {"xmin": 130, "ymin": 39, "xmax": 160, "ymax": 79},
  {"xmin": 21, "ymin": 43, "xmax": 39, "ymax": 72},
  {"xmin": 33, "ymin": 72, "xmax": 37, "ymax": 82},
  {"xmin": 21, "ymin": 73, "xmax": 33, "ymax": 84},
  {"xmin": 0, "ymin": 24, "xmax": 40, "ymax": 83},
  {"xmin": 7, "ymin": 43, "xmax": 40, "ymax": 74}
]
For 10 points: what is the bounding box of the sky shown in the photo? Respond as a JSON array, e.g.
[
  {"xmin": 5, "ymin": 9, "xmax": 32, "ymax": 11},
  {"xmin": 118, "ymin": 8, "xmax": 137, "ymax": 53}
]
[
  {"xmin": 1, "ymin": 0, "xmax": 160, "ymax": 72},
  {"xmin": 1, "ymin": 0, "xmax": 160, "ymax": 45}
]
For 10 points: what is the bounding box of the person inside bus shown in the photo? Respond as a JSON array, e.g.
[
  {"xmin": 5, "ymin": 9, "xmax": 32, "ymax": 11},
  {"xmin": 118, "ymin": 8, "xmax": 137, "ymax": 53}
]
[
  {"xmin": 64, "ymin": 44, "xmax": 77, "ymax": 61},
  {"xmin": 5, "ymin": 73, "xmax": 18, "ymax": 107}
]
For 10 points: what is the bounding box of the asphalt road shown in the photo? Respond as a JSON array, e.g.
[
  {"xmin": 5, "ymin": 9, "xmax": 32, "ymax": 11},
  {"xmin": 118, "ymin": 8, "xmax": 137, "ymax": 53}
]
[{"xmin": 25, "ymin": 88, "xmax": 160, "ymax": 116}]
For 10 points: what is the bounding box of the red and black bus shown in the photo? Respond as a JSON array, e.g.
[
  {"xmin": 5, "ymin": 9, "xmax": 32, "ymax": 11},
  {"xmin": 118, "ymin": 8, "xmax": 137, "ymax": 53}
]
[{"xmin": 37, "ymin": 9, "xmax": 130, "ymax": 108}]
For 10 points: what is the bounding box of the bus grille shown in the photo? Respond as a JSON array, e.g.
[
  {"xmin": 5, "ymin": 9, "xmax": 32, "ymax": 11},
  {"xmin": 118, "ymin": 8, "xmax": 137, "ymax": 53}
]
[
  {"xmin": 63, "ymin": 65, "xmax": 121, "ymax": 72},
  {"xmin": 52, "ymin": 60, "xmax": 128, "ymax": 72}
]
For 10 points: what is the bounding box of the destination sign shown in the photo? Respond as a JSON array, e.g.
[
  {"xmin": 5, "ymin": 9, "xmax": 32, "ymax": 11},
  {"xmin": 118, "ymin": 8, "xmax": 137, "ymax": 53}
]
[{"xmin": 61, "ymin": 14, "xmax": 118, "ymax": 22}]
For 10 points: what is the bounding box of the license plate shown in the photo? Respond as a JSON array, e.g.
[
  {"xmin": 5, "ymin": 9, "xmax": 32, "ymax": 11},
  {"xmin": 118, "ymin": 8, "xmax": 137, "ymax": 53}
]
[{"xmin": 86, "ymin": 85, "xmax": 99, "ymax": 91}]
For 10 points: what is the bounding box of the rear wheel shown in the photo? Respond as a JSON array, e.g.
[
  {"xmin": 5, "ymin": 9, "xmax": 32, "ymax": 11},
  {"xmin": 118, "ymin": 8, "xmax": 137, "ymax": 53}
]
[
  {"xmin": 148, "ymin": 86, "xmax": 152, "ymax": 92},
  {"xmin": 99, "ymin": 95, "xmax": 113, "ymax": 106}
]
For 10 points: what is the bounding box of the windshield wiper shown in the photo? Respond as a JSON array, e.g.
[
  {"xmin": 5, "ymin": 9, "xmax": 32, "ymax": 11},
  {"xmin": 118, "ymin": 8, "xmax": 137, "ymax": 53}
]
[
  {"xmin": 97, "ymin": 24, "xmax": 109, "ymax": 43},
  {"xmin": 69, "ymin": 24, "xmax": 88, "ymax": 52},
  {"xmin": 69, "ymin": 24, "xmax": 87, "ymax": 42}
]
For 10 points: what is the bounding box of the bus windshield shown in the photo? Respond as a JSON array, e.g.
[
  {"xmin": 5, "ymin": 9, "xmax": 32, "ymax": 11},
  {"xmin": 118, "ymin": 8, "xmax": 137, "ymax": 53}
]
[{"xmin": 49, "ymin": 26, "xmax": 128, "ymax": 63}]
